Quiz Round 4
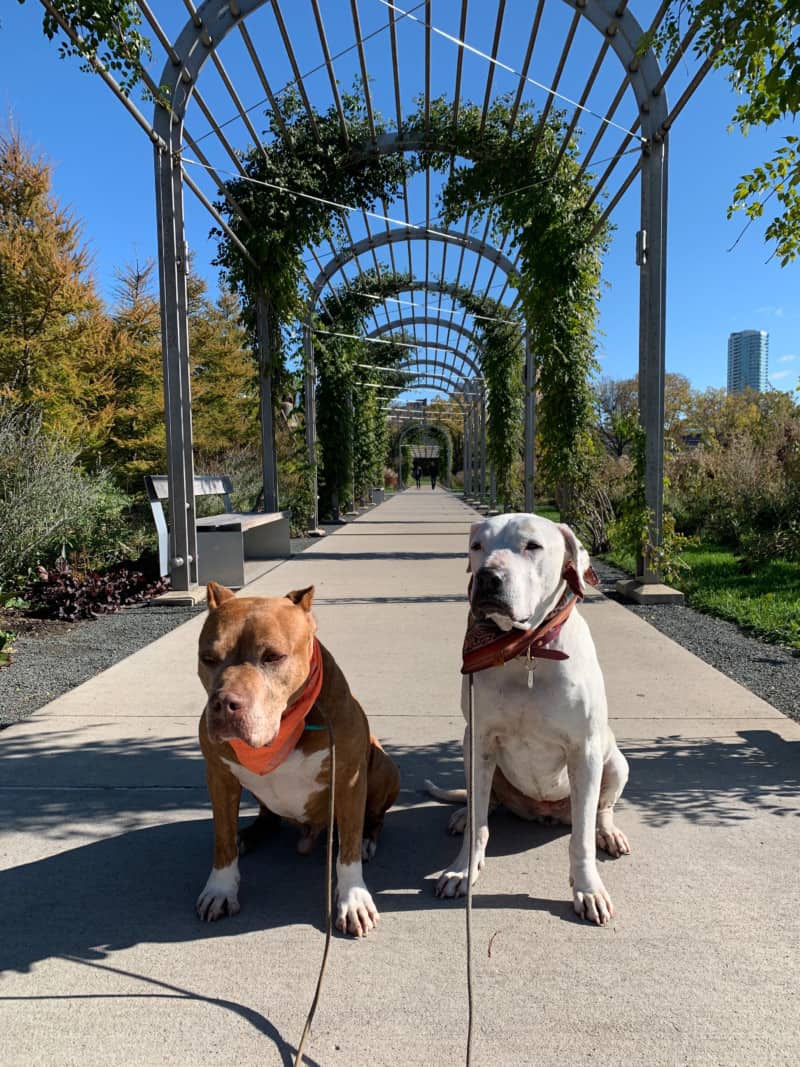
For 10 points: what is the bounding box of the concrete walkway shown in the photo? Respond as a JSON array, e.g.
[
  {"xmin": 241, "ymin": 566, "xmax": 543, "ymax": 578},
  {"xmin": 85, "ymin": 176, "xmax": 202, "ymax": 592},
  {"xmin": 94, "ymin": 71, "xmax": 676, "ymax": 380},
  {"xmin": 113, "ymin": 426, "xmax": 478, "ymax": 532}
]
[{"xmin": 2, "ymin": 489, "xmax": 799, "ymax": 1067}]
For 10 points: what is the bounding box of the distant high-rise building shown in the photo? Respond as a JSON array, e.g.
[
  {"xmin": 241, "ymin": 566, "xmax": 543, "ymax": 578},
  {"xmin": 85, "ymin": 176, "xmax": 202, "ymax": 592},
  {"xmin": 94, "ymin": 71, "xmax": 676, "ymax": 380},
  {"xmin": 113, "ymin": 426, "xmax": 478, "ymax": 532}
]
[{"xmin": 727, "ymin": 330, "xmax": 768, "ymax": 393}]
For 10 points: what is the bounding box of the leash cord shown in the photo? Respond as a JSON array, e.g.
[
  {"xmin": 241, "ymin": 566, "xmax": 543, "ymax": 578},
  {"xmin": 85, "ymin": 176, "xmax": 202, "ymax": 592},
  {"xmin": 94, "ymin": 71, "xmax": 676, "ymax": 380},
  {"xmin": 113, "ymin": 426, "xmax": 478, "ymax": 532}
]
[
  {"xmin": 294, "ymin": 719, "xmax": 336, "ymax": 1067},
  {"xmin": 466, "ymin": 672, "xmax": 476, "ymax": 1067}
]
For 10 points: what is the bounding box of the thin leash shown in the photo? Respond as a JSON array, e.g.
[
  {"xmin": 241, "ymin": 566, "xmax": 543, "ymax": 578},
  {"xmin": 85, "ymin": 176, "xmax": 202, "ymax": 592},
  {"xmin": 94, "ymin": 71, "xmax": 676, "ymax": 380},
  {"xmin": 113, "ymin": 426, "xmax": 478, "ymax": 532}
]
[
  {"xmin": 294, "ymin": 719, "xmax": 336, "ymax": 1067},
  {"xmin": 466, "ymin": 672, "xmax": 477, "ymax": 1067}
]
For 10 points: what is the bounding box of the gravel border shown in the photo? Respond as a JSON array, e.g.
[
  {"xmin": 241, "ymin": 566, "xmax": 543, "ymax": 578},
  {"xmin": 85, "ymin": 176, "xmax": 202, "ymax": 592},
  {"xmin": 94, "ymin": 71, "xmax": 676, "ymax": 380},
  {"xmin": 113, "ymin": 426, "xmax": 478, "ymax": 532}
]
[
  {"xmin": 2, "ymin": 519, "xmax": 798, "ymax": 727},
  {"xmin": 0, "ymin": 531, "xmax": 330, "ymax": 728},
  {"xmin": 592, "ymin": 559, "xmax": 799, "ymax": 724}
]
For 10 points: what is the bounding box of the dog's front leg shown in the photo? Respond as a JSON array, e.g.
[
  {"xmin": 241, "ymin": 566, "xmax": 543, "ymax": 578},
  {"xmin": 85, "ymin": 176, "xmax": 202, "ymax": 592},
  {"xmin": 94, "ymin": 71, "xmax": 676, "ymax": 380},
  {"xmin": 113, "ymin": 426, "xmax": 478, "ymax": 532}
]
[
  {"xmin": 334, "ymin": 759, "xmax": 379, "ymax": 937},
  {"xmin": 197, "ymin": 763, "xmax": 242, "ymax": 921},
  {"xmin": 567, "ymin": 740, "xmax": 613, "ymax": 925},
  {"xmin": 435, "ymin": 724, "xmax": 496, "ymax": 898}
]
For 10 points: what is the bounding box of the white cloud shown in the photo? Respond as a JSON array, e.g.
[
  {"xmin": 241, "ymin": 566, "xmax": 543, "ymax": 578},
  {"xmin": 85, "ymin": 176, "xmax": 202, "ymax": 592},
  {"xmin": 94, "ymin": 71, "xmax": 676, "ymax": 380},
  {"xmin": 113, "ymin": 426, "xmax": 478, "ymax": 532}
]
[
  {"xmin": 778, "ymin": 354, "xmax": 798, "ymax": 363},
  {"xmin": 770, "ymin": 369, "xmax": 794, "ymax": 380},
  {"xmin": 757, "ymin": 305, "xmax": 785, "ymax": 318}
]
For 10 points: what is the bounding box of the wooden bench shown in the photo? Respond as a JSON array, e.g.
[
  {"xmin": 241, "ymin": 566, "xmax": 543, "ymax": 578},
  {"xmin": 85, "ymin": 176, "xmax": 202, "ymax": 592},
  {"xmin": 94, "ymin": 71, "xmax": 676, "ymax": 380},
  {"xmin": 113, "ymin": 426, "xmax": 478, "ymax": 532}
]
[{"xmin": 144, "ymin": 475, "xmax": 290, "ymax": 589}]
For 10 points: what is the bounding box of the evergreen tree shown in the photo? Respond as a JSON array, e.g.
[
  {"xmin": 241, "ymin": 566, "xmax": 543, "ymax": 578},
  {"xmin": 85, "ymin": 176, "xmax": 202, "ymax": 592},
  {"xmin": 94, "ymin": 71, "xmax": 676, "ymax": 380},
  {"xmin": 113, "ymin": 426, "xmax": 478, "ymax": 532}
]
[
  {"xmin": 106, "ymin": 259, "xmax": 165, "ymax": 488},
  {"xmin": 189, "ymin": 277, "xmax": 258, "ymax": 455},
  {"xmin": 0, "ymin": 128, "xmax": 115, "ymax": 453}
]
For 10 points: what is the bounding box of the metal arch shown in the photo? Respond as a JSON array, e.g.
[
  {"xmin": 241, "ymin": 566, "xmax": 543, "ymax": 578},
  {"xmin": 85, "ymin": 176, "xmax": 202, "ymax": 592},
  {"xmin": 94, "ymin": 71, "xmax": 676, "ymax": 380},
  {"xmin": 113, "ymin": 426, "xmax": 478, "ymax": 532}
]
[
  {"xmin": 379, "ymin": 358, "xmax": 486, "ymax": 499},
  {"xmin": 394, "ymin": 419, "xmax": 455, "ymax": 487},
  {"xmin": 306, "ymin": 259, "xmax": 507, "ymax": 527},
  {"xmin": 394, "ymin": 368, "xmax": 482, "ymax": 394},
  {"xmin": 367, "ymin": 317, "xmax": 484, "ymax": 362},
  {"xmin": 309, "ymin": 227, "xmax": 517, "ymax": 307},
  {"xmin": 143, "ymin": 0, "xmax": 673, "ymax": 587},
  {"xmin": 366, "ymin": 325, "xmax": 484, "ymax": 382}
]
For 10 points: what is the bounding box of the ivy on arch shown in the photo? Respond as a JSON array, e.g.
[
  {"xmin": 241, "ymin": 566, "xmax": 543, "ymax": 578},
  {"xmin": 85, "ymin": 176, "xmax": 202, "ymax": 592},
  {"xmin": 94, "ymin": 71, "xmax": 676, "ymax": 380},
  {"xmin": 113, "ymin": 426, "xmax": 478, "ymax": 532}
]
[
  {"xmin": 312, "ymin": 271, "xmax": 412, "ymax": 516},
  {"xmin": 392, "ymin": 421, "xmax": 454, "ymax": 488},
  {"xmin": 215, "ymin": 91, "xmax": 610, "ymax": 522}
]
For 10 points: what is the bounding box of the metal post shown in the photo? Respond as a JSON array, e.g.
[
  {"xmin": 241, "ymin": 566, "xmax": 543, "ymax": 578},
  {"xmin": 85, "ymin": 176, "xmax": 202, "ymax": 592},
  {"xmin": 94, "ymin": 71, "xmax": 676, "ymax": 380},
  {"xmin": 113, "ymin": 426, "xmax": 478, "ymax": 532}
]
[
  {"xmin": 471, "ymin": 401, "xmax": 479, "ymax": 500},
  {"xmin": 256, "ymin": 294, "xmax": 278, "ymax": 512},
  {"xmin": 153, "ymin": 139, "xmax": 196, "ymax": 591},
  {"xmin": 637, "ymin": 137, "xmax": 668, "ymax": 582},
  {"xmin": 350, "ymin": 385, "xmax": 356, "ymax": 512},
  {"xmin": 524, "ymin": 330, "xmax": 535, "ymax": 513},
  {"xmin": 304, "ymin": 323, "xmax": 321, "ymax": 532},
  {"xmin": 479, "ymin": 384, "xmax": 487, "ymax": 501},
  {"xmin": 490, "ymin": 464, "xmax": 496, "ymax": 508},
  {"xmin": 464, "ymin": 412, "xmax": 472, "ymax": 496}
]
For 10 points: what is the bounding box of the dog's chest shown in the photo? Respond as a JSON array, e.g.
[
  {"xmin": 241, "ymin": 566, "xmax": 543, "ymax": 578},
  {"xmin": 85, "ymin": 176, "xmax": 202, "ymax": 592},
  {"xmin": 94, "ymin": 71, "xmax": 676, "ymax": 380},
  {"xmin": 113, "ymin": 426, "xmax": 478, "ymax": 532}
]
[
  {"xmin": 471, "ymin": 669, "xmax": 573, "ymax": 798},
  {"xmin": 223, "ymin": 748, "xmax": 328, "ymax": 822}
]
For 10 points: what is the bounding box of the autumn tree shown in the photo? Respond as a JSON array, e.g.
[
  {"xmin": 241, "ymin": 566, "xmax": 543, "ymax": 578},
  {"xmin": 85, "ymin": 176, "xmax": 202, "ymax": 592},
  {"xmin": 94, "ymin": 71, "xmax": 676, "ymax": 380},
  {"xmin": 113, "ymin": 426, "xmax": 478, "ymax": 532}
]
[
  {"xmin": 594, "ymin": 373, "xmax": 692, "ymax": 455},
  {"xmin": 0, "ymin": 127, "xmax": 115, "ymax": 453},
  {"xmin": 188, "ymin": 278, "xmax": 259, "ymax": 456},
  {"xmin": 104, "ymin": 259, "xmax": 165, "ymax": 488}
]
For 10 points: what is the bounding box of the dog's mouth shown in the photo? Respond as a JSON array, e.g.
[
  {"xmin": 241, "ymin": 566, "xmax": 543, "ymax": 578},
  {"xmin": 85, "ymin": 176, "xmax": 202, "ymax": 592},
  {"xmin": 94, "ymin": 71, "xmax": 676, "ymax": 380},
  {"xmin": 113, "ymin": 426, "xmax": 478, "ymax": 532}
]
[
  {"xmin": 472, "ymin": 595, "xmax": 513, "ymax": 619},
  {"xmin": 206, "ymin": 707, "xmax": 279, "ymax": 749}
]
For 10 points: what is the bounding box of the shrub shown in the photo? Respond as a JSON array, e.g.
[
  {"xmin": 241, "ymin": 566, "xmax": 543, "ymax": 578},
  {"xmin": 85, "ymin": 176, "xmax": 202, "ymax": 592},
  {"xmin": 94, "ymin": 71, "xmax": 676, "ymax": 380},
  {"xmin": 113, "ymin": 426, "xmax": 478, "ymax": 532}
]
[
  {"xmin": 0, "ymin": 404, "xmax": 132, "ymax": 586},
  {"xmin": 667, "ymin": 434, "xmax": 797, "ymax": 550},
  {"xmin": 25, "ymin": 559, "xmax": 169, "ymax": 622},
  {"xmin": 383, "ymin": 466, "xmax": 398, "ymax": 490}
]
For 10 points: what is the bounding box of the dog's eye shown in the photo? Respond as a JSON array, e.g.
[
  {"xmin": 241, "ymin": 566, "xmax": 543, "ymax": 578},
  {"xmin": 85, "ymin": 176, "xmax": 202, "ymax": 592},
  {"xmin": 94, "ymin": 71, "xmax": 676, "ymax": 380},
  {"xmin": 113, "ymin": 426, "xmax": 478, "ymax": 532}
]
[
  {"xmin": 199, "ymin": 652, "xmax": 218, "ymax": 666},
  {"xmin": 470, "ymin": 541, "xmax": 482, "ymax": 551},
  {"xmin": 525, "ymin": 541, "xmax": 542, "ymax": 552},
  {"xmin": 261, "ymin": 650, "xmax": 286, "ymax": 665}
]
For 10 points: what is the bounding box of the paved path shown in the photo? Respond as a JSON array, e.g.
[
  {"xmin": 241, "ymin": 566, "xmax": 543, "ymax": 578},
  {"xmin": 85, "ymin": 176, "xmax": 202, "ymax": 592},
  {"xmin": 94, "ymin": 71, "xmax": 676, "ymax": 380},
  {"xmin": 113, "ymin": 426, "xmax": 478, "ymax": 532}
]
[{"xmin": 2, "ymin": 489, "xmax": 799, "ymax": 1066}]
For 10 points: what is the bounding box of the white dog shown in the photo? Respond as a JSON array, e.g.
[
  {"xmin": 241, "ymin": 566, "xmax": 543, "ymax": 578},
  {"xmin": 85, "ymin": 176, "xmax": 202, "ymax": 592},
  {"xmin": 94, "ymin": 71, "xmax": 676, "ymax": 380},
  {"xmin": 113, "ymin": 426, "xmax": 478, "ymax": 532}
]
[{"xmin": 430, "ymin": 513, "xmax": 630, "ymax": 925}]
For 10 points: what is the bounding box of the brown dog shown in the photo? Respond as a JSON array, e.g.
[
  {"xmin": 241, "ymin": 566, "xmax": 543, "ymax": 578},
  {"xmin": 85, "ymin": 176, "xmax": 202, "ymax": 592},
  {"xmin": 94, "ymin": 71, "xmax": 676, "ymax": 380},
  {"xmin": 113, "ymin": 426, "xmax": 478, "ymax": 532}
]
[{"xmin": 196, "ymin": 582, "xmax": 400, "ymax": 936}]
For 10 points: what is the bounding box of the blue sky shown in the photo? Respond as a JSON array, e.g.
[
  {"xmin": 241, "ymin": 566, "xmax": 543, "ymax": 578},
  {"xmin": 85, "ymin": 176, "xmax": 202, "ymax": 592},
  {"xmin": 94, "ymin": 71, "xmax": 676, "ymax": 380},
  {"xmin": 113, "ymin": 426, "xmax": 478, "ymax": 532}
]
[{"xmin": 2, "ymin": 1, "xmax": 798, "ymax": 396}]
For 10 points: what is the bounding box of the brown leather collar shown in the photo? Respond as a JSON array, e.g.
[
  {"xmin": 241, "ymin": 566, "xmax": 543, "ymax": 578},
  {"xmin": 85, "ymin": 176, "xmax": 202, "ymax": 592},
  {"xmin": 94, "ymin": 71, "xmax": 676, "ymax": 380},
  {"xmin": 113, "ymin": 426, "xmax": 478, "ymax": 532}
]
[
  {"xmin": 461, "ymin": 591, "xmax": 577, "ymax": 675},
  {"xmin": 461, "ymin": 559, "xmax": 599, "ymax": 676}
]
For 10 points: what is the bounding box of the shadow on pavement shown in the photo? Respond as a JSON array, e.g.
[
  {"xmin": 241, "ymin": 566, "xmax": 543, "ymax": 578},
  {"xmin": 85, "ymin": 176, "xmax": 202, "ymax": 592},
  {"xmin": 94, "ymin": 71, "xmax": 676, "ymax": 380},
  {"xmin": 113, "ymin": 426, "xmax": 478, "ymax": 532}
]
[{"xmin": 2, "ymin": 729, "xmax": 797, "ymax": 978}]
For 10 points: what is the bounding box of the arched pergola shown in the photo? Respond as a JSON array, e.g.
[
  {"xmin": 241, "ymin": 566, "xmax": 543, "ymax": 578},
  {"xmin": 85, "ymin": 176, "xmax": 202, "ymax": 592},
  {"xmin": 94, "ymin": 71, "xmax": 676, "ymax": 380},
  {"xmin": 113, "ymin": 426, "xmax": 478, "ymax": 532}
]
[{"xmin": 38, "ymin": 0, "xmax": 716, "ymax": 590}]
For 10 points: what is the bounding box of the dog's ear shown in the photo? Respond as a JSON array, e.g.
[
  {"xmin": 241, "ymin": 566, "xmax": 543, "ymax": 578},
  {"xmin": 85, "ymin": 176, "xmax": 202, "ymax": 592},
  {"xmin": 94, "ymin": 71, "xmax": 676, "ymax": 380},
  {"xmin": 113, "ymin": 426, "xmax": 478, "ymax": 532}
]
[
  {"xmin": 206, "ymin": 582, "xmax": 235, "ymax": 610},
  {"xmin": 557, "ymin": 524, "xmax": 599, "ymax": 596},
  {"xmin": 286, "ymin": 586, "xmax": 315, "ymax": 612},
  {"xmin": 466, "ymin": 522, "xmax": 482, "ymax": 573}
]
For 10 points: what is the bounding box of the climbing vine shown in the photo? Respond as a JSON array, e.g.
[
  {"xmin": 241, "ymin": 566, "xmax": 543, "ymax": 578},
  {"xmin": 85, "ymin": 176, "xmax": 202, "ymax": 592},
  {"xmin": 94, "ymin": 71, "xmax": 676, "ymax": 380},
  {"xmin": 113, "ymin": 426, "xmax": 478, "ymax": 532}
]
[
  {"xmin": 216, "ymin": 92, "xmax": 609, "ymax": 524},
  {"xmin": 391, "ymin": 422, "xmax": 453, "ymax": 487},
  {"xmin": 312, "ymin": 271, "xmax": 412, "ymax": 516},
  {"xmin": 428, "ymin": 96, "xmax": 608, "ymax": 517}
]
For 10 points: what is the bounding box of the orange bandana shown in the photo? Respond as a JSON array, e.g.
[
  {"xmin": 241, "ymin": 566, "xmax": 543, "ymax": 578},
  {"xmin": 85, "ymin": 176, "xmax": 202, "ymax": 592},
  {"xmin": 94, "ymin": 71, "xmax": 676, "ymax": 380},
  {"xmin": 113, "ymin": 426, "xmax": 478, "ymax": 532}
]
[{"xmin": 228, "ymin": 639, "xmax": 324, "ymax": 775}]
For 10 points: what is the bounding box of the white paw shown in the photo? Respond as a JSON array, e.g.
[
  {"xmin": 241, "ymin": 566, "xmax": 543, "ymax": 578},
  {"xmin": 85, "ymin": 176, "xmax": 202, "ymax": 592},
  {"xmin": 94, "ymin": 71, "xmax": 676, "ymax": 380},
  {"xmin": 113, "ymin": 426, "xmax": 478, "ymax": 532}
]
[
  {"xmin": 196, "ymin": 861, "xmax": 240, "ymax": 922},
  {"xmin": 336, "ymin": 884, "xmax": 379, "ymax": 937},
  {"xmin": 596, "ymin": 824, "xmax": 631, "ymax": 857},
  {"xmin": 435, "ymin": 852, "xmax": 483, "ymax": 898},
  {"xmin": 448, "ymin": 806, "xmax": 467, "ymax": 835},
  {"xmin": 571, "ymin": 876, "xmax": 613, "ymax": 926}
]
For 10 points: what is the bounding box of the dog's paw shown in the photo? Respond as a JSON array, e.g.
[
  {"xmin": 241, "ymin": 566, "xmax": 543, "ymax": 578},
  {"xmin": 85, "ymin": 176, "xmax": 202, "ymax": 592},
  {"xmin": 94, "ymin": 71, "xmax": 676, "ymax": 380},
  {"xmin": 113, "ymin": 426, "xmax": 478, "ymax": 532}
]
[
  {"xmin": 596, "ymin": 824, "xmax": 631, "ymax": 858},
  {"xmin": 196, "ymin": 862, "xmax": 240, "ymax": 922},
  {"xmin": 448, "ymin": 806, "xmax": 468, "ymax": 835},
  {"xmin": 435, "ymin": 854, "xmax": 483, "ymax": 898},
  {"xmin": 336, "ymin": 884, "xmax": 379, "ymax": 937},
  {"xmin": 570, "ymin": 876, "xmax": 613, "ymax": 926}
]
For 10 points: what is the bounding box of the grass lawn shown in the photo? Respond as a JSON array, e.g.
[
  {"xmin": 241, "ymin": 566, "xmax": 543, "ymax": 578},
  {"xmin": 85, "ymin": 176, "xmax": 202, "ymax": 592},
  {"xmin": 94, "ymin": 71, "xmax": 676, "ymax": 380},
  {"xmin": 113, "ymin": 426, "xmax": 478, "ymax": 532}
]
[{"xmin": 604, "ymin": 544, "xmax": 800, "ymax": 651}]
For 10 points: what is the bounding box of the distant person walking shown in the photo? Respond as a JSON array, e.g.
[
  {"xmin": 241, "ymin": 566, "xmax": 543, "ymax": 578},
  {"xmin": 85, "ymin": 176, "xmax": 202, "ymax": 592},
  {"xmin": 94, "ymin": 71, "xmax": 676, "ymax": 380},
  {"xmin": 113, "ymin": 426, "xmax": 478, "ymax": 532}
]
[
  {"xmin": 413, "ymin": 464, "xmax": 422, "ymax": 489},
  {"xmin": 430, "ymin": 467, "xmax": 437, "ymax": 490}
]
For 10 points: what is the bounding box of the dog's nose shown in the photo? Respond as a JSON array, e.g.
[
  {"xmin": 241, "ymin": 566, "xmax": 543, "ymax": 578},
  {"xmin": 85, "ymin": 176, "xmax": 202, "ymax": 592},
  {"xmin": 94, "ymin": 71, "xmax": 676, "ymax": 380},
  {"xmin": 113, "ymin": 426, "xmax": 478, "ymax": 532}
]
[
  {"xmin": 212, "ymin": 690, "xmax": 246, "ymax": 718},
  {"xmin": 474, "ymin": 567, "xmax": 503, "ymax": 596}
]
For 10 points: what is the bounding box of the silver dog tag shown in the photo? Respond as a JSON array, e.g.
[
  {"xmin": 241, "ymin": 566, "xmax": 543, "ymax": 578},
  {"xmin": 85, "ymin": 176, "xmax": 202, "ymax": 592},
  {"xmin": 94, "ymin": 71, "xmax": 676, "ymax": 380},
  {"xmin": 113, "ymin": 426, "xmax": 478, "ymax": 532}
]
[{"xmin": 525, "ymin": 648, "xmax": 535, "ymax": 688}]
